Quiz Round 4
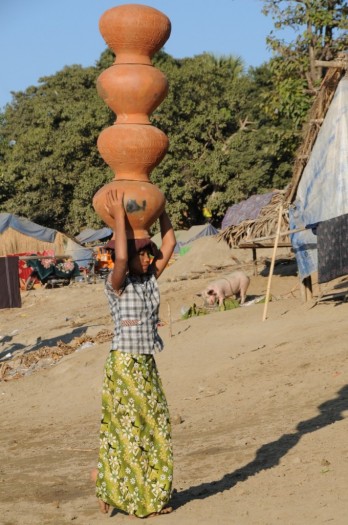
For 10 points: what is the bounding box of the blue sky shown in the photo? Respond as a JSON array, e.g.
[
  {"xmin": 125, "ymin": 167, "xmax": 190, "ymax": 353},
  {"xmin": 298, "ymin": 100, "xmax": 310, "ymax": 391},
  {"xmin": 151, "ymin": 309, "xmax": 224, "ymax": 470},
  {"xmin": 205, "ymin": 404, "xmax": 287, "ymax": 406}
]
[{"xmin": 0, "ymin": 0, "xmax": 276, "ymax": 109}]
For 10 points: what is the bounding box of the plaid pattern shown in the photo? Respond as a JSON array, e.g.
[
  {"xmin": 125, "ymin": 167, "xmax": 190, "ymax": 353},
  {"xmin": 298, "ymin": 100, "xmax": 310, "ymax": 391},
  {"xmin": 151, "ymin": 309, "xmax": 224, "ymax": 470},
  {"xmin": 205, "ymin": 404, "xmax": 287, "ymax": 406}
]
[{"xmin": 105, "ymin": 273, "xmax": 163, "ymax": 355}]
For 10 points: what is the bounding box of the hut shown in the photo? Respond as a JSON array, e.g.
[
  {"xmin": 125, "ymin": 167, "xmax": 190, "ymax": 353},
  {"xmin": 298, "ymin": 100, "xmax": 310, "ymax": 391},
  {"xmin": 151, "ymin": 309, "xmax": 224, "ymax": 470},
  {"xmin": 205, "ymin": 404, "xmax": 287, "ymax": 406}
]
[
  {"xmin": 219, "ymin": 190, "xmax": 290, "ymax": 248},
  {"xmin": 286, "ymin": 55, "xmax": 348, "ymax": 299},
  {"xmin": 218, "ymin": 53, "xmax": 348, "ymax": 297},
  {"xmin": 0, "ymin": 213, "xmax": 69, "ymax": 257},
  {"xmin": 0, "ymin": 213, "xmax": 94, "ymax": 275}
]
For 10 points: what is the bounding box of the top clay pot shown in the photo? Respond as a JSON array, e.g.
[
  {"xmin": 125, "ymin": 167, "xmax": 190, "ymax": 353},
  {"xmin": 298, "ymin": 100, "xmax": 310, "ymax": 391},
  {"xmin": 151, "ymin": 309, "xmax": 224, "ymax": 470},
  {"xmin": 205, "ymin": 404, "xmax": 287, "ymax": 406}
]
[{"xmin": 99, "ymin": 4, "xmax": 171, "ymax": 65}]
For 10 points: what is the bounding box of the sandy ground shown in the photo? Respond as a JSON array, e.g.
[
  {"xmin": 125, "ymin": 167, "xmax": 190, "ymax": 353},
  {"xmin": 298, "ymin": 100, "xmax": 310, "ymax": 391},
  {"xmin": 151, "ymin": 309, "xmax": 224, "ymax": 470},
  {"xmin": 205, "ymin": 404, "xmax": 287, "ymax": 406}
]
[{"xmin": 1, "ymin": 237, "xmax": 348, "ymax": 525}]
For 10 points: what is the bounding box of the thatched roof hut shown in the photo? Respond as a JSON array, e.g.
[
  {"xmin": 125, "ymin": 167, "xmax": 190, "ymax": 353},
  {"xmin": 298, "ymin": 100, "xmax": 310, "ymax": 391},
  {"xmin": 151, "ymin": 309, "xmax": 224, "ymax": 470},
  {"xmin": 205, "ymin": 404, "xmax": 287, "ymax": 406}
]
[
  {"xmin": 218, "ymin": 53, "xmax": 348, "ymax": 250},
  {"xmin": 218, "ymin": 190, "xmax": 290, "ymax": 248},
  {"xmin": 0, "ymin": 227, "xmax": 69, "ymax": 257},
  {"xmin": 0, "ymin": 213, "xmax": 92, "ymax": 267},
  {"xmin": 0, "ymin": 213, "xmax": 69, "ymax": 256}
]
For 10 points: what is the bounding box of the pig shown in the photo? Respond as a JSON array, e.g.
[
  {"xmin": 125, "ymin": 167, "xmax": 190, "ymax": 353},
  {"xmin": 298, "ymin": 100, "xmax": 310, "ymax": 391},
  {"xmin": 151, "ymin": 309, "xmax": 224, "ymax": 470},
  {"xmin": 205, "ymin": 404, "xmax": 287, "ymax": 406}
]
[{"xmin": 197, "ymin": 270, "xmax": 250, "ymax": 306}]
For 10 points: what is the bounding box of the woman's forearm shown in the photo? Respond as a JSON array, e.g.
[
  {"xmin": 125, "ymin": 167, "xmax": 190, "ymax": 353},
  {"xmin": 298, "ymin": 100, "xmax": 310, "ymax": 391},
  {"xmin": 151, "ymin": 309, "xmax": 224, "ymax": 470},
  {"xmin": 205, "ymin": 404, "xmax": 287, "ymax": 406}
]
[{"xmin": 159, "ymin": 210, "xmax": 176, "ymax": 251}]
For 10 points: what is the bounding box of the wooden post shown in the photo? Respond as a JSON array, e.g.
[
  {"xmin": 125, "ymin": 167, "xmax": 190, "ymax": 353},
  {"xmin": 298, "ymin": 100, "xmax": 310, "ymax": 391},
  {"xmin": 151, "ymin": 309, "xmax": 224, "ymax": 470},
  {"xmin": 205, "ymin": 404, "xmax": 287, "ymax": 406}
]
[
  {"xmin": 304, "ymin": 276, "xmax": 313, "ymax": 300},
  {"xmin": 167, "ymin": 301, "xmax": 172, "ymax": 338},
  {"xmin": 299, "ymin": 277, "xmax": 307, "ymax": 303},
  {"xmin": 262, "ymin": 205, "xmax": 283, "ymax": 321},
  {"xmin": 252, "ymin": 247, "xmax": 258, "ymax": 276},
  {"xmin": 299, "ymin": 275, "xmax": 313, "ymax": 303}
]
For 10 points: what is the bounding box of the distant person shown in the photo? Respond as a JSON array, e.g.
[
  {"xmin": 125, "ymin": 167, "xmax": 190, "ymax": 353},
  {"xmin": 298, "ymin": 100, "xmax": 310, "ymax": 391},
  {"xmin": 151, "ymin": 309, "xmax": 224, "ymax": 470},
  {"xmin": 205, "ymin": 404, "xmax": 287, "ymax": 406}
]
[
  {"xmin": 202, "ymin": 206, "xmax": 212, "ymax": 223},
  {"xmin": 91, "ymin": 189, "xmax": 176, "ymax": 518}
]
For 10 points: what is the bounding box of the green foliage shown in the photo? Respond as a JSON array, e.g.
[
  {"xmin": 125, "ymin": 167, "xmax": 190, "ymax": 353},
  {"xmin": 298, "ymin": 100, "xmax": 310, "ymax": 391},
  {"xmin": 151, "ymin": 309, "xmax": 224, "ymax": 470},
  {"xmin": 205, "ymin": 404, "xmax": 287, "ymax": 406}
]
[
  {"xmin": 262, "ymin": 0, "xmax": 348, "ymax": 124},
  {"xmin": 0, "ymin": 45, "xmax": 302, "ymax": 234},
  {"xmin": 0, "ymin": 63, "xmax": 113, "ymax": 233},
  {"xmin": 150, "ymin": 53, "xmax": 295, "ymax": 227},
  {"xmin": 181, "ymin": 297, "xmax": 240, "ymax": 319}
]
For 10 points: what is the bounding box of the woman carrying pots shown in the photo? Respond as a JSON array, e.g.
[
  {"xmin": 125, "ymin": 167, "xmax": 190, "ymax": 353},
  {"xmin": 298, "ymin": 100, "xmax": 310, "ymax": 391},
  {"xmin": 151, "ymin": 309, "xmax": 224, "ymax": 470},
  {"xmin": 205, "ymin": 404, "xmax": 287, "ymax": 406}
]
[{"xmin": 92, "ymin": 189, "xmax": 176, "ymax": 518}]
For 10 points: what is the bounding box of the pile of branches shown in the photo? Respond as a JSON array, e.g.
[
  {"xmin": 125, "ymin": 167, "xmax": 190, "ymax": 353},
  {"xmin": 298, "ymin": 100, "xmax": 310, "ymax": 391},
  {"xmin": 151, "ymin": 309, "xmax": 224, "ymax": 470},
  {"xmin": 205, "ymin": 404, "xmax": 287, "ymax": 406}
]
[
  {"xmin": 0, "ymin": 329, "xmax": 113, "ymax": 381},
  {"xmin": 218, "ymin": 192, "xmax": 290, "ymax": 248}
]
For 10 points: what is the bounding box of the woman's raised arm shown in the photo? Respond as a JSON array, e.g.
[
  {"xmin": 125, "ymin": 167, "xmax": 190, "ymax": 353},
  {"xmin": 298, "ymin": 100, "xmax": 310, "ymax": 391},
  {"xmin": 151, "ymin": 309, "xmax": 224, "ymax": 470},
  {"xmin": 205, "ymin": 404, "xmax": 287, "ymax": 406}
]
[
  {"xmin": 153, "ymin": 210, "xmax": 176, "ymax": 279},
  {"xmin": 104, "ymin": 190, "xmax": 128, "ymax": 292}
]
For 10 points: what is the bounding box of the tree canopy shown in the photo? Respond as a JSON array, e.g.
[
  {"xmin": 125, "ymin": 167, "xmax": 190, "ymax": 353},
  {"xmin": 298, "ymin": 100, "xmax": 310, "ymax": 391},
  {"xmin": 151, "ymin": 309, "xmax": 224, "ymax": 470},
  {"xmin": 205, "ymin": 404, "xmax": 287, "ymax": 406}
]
[
  {"xmin": 262, "ymin": 0, "xmax": 348, "ymax": 124},
  {"xmin": 0, "ymin": 50, "xmax": 295, "ymax": 234},
  {"xmin": 1, "ymin": 1, "xmax": 347, "ymax": 235}
]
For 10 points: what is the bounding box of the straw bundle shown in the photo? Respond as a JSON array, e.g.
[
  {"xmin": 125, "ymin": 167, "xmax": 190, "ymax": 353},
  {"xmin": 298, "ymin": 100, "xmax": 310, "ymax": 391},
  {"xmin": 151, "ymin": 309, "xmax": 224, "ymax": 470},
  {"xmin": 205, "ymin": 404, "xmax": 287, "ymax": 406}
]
[{"xmin": 0, "ymin": 229, "xmax": 68, "ymax": 257}]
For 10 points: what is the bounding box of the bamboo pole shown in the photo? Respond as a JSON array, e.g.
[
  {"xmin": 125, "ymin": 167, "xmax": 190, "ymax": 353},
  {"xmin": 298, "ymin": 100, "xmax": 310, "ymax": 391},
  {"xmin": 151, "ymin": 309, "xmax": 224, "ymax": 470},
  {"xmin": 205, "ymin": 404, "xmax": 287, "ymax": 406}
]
[
  {"xmin": 315, "ymin": 59, "xmax": 348, "ymax": 69},
  {"xmin": 17, "ymin": 255, "xmax": 71, "ymax": 260},
  {"xmin": 244, "ymin": 226, "xmax": 306, "ymax": 244},
  {"xmin": 262, "ymin": 205, "xmax": 283, "ymax": 321}
]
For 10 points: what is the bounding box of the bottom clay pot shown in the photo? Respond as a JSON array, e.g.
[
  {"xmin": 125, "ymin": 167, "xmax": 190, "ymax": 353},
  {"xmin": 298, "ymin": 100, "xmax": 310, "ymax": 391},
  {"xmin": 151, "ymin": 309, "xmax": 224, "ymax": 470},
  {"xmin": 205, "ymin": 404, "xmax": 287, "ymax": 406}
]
[{"xmin": 93, "ymin": 179, "xmax": 166, "ymax": 239}]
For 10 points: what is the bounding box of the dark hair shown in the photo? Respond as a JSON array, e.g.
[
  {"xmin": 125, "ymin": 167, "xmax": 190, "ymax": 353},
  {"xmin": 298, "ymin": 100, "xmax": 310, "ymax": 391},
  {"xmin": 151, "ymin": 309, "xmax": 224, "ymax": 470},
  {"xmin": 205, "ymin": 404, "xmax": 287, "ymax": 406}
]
[
  {"xmin": 108, "ymin": 239, "xmax": 157, "ymax": 263},
  {"xmin": 127, "ymin": 239, "xmax": 157, "ymax": 260}
]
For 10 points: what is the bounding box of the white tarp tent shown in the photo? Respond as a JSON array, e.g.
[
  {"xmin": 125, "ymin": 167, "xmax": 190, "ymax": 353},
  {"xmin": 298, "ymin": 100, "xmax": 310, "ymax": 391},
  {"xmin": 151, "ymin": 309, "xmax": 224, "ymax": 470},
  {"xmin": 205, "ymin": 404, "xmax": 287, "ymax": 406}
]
[{"xmin": 289, "ymin": 75, "xmax": 348, "ymax": 279}]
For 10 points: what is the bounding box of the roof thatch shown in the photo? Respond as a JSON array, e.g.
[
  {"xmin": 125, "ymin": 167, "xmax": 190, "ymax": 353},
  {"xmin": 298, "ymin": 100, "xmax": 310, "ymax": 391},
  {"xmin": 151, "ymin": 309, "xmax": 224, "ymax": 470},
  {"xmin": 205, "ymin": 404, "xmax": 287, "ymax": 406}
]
[
  {"xmin": 219, "ymin": 54, "xmax": 348, "ymax": 249},
  {"xmin": 218, "ymin": 191, "xmax": 289, "ymax": 248},
  {"xmin": 0, "ymin": 228, "xmax": 69, "ymax": 257}
]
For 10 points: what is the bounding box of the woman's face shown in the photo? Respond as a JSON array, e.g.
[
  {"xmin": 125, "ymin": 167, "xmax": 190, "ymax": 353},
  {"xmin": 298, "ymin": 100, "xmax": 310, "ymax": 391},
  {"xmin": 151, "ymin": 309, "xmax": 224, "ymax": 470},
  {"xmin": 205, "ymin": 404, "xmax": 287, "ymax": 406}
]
[{"xmin": 128, "ymin": 249, "xmax": 152, "ymax": 275}]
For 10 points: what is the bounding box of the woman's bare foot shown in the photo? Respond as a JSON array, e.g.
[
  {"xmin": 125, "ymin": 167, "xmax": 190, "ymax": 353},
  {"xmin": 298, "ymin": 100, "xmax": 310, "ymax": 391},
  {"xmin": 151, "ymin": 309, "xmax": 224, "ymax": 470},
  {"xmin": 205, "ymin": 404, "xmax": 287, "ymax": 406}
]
[
  {"xmin": 98, "ymin": 499, "xmax": 110, "ymax": 514},
  {"xmin": 90, "ymin": 468, "xmax": 98, "ymax": 482},
  {"xmin": 90, "ymin": 468, "xmax": 110, "ymax": 514},
  {"xmin": 129, "ymin": 507, "xmax": 173, "ymax": 519},
  {"xmin": 147, "ymin": 507, "xmax": 173, "ymax": 518}
]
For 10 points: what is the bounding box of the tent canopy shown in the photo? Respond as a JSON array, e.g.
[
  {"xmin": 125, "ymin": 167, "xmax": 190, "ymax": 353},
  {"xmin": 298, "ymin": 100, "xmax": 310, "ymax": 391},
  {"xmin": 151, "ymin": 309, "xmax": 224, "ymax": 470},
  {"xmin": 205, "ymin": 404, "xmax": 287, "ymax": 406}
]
[
  {"xmin": 0, "ymin": 213, "xmax": 56, "ymax": 242},
  {"xmin": 182, "ymin": 223, "xmax": 218, "ymax": 243},
  {"xmin": 221, "ymin": 192, "xmax": 275, "ymax": 229},
  {"xmin": 151, "ymin": 224, "xmax": 218, "ymax": 252},
  {"xmin": 173, "ymin": 223, "xmax": 219, "ymax": 254},
  {"xmin": 289, "ymin": 73, "xmax": 348, "ymax": 279},
  {"xmin": 0, "ymin": 213, "xmax": 93, "ymax": 267},
  {"xmin": 150, "ymin": 224, "xmax": 218, "ymax": 255},
  {"xmin": 76, "ymin": 227, "xmax": 112, "ymax": 244}
]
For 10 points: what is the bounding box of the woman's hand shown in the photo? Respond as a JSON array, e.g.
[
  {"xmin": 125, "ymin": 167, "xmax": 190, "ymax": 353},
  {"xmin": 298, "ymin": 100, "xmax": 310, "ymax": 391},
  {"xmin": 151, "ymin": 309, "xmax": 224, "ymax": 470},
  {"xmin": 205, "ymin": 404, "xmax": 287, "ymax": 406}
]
[{"xmin": 104, "ymin": 190, "xmax": 125, "ymax": 219}]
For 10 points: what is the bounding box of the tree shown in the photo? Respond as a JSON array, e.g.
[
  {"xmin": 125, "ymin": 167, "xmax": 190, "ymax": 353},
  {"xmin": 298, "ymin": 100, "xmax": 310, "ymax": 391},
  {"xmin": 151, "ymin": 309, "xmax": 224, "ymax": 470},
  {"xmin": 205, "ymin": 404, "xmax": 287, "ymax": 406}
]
[
  {"xmin": 151, "ymin": 55, "xmax": 297, "ymax": 226},
  {"xmin": 150, "ymin": 52, "xmax": 250, "ymax": 226},
  {"xmin": 262, "ymin": 0, "xmax": 348, "ymax": 125},
  {"xmin": 0, "ymin": 58, "xmax": 114, "ymax": 234},
  {"xmin": 0, "ymin": 49, "xmax": 299, "ymax": 233}
]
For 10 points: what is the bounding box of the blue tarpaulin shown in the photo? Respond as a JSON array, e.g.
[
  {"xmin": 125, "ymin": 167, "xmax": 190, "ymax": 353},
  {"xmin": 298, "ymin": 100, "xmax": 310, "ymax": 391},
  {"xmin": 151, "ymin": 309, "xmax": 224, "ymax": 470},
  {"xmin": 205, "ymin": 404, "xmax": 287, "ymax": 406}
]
[
  {"xmin": 76, "ymin": 227, "xmax": 112, "ymax": 244},
  {"xmin": 0, "ymin": 213, "xmax": 57, "ymax": 243},
  {"xmin": 221, "ymin": 192, "xmax": 275, "ymax": 229}
]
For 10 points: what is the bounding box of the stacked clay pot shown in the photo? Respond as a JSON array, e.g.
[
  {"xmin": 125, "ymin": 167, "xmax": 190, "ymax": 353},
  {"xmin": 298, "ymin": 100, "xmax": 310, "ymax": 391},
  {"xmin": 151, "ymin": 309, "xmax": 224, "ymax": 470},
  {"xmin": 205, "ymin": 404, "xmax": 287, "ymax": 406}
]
[{"xmin": 93, "ymin": 4, "xmax": 171, "ymax": 239}]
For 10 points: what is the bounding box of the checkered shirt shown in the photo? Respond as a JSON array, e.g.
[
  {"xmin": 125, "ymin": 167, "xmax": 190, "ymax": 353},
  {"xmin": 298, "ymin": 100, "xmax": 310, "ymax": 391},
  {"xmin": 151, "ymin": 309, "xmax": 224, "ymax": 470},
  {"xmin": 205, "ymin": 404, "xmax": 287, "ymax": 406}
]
[{"xmin": 105, "ymin": 272, "xmax": 164, "ymax": 354}]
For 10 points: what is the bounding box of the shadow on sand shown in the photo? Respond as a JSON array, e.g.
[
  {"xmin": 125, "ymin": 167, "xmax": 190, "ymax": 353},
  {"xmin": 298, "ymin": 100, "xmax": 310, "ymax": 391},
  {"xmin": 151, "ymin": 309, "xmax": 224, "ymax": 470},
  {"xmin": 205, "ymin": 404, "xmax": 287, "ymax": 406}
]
[
  {"xmin": 0, "ymin": 326, "xmax": 88, "ymax": 361},
  {"xmin": 171, "ymin": 384, "xmax": 348, "ymax": 509}
]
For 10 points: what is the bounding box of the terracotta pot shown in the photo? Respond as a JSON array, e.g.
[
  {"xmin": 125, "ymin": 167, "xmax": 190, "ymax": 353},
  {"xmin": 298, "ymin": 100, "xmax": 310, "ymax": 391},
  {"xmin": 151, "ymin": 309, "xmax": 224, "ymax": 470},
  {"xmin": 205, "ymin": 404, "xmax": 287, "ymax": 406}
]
[
  {"xmin": 97, "ymin": 124, "xmax": 169, "ymax": 181},
  {"xmin": 99, "ymin": 4, "xmax": 171, "ymax": 65},
  {"xmin": 97, "ymin": 64, "xmax": 168, "ymax": 124},
  {"xmin": 94, "ymin": 4, "xmax": 171, "ymax": 237},
  {"xmin": 93, "ymin": 180, "xmax": 166, "ymax": 239}
]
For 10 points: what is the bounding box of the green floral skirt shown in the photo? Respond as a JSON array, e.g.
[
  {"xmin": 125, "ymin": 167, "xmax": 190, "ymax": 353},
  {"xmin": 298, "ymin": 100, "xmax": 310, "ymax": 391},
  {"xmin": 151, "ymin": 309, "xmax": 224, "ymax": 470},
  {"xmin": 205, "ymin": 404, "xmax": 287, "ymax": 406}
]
[{"xmin": 96, "ymin": 351, "xmax": 173, "ymax": 517}]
